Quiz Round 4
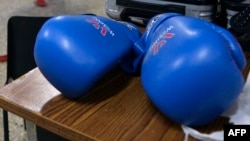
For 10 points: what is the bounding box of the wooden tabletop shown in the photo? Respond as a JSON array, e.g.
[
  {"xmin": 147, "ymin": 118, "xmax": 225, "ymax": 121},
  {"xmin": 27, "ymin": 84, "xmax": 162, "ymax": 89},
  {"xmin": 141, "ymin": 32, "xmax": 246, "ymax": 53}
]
[{"xmin": 0, "ymin": 52, "xmax": 250, "ymax": 141}]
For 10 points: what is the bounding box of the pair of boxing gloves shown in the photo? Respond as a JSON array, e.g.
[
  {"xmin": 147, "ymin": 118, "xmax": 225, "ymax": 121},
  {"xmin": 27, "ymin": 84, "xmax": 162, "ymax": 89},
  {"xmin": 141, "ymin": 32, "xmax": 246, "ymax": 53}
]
[{"xmin": 34, "ymin": 13, "xmax": 246, "ymax": 127}]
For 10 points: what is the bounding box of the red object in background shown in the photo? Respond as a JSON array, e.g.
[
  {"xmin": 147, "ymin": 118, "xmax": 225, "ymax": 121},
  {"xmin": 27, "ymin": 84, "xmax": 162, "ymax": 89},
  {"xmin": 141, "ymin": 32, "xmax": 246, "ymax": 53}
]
[
  {"xmin": 35, "ymin": 0, "xmax": 47, "ymax": 7},
  {"xmin": 0, "ymin": 55, "xmax": 7, "ymax": 62}
]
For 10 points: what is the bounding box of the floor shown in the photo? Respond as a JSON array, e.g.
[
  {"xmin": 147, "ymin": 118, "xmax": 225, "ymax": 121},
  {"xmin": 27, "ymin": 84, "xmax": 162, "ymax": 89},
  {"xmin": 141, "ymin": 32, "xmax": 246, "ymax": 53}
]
[{"xmin": 0, "ymin": 0, "xmax": 107, "ymax": 140}]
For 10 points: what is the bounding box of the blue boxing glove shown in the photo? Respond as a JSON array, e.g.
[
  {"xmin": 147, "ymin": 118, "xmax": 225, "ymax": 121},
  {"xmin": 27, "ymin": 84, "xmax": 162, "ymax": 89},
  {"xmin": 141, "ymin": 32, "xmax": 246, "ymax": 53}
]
[
  {"xmin": 120, "ymin": 13, "xmax": 181, "ymax": 74},
  {"xmin": 34, "ymin": 14, "xmax": 141, "ymax": 99},
  {"xmin": 141, "ymin": 13, "xmax": 246, "ymax": 126}
]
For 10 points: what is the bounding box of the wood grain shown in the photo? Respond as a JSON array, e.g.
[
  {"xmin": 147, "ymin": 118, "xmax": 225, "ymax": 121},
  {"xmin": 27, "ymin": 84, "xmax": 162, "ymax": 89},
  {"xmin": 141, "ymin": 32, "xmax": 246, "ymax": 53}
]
[{"xmin": 0, "ymin": 52, "xmax": 250, "ymax": 141}]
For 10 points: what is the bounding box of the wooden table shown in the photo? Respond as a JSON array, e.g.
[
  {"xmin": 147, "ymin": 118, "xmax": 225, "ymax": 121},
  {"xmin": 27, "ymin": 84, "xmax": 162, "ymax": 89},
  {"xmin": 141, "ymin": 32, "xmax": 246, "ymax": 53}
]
[{"xmin": 0, "ymin": 52, "xmax": 250, "ymax": 141}]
